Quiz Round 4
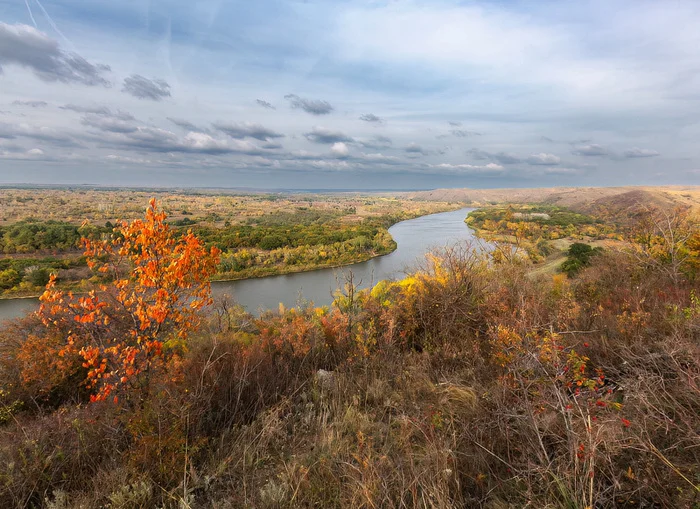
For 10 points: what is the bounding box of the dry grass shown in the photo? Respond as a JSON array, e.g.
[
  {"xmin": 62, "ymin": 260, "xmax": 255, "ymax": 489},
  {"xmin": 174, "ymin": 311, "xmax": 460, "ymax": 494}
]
[{"xmin": 0, "ymin": 242, "xmax": 698, "ymax": 508}]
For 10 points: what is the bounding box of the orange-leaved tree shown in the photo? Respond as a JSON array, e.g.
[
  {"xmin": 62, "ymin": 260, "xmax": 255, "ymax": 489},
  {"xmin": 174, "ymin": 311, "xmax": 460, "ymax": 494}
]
[{"xmin": 25, "ymin": 199, "xmax": 220, "ymax": 402}]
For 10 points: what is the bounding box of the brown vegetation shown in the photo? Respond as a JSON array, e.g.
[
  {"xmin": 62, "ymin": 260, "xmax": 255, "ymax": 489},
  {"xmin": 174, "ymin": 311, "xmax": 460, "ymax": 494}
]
[{"xmin": 0, "ymin": 201, "xmax": 698, "ymax": 508}]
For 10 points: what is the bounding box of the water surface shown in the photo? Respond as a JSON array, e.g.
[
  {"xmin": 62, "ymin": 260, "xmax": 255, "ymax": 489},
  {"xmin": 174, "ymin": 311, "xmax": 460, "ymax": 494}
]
[{"xmin": 0, "ymin": 207, "xmax": 483, "ymax": 322}]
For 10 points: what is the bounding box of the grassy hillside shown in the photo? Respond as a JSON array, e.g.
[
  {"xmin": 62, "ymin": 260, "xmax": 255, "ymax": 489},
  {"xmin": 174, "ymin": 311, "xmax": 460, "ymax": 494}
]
[
  {"xmin": 407, "ymin": 185, "xmax": 700, "ymax": 220},
  {"xmin": 0, "ymin": 202, "xmax": 698, "ymax": 508}
]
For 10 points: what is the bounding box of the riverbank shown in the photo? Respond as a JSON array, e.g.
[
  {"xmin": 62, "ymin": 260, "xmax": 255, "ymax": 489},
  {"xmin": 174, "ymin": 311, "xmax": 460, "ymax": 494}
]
[
  {"xmin": 212, "ymin": 244, "xmax": 396, "ymax": 283},
  {"xmin": 464, "ymin": 206, "xmax": 632, "ymax": 276},
  {"xmin": 1, "ymin": 189, "xmax": 463, "ymax": 299},
  {"xmin": 0, "ymin": 230, "xmax": 399, "ymax": 301},
  {"xmin": 1, "ymin": 205, "xmax": 466, "ymax": 300},
  {"xmin": 0, "ymin": 245, "xmax": 398, "ymax": 300},
  {"xmin": 1, "ymin": 208, "xmax": 480, "ymax": 320}
]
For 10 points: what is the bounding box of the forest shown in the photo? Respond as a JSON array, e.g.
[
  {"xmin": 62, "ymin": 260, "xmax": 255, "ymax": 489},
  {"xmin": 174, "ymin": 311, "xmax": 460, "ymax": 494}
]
[{"xmin": 0, "ymin": 199, "xmax": 698, "ymax": 508}]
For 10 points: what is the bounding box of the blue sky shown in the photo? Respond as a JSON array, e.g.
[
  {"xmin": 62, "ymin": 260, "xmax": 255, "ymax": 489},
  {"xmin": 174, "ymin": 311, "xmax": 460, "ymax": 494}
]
[{"xmin": 0, "ymin": 0, "xmax": 699, "ymax": 189}]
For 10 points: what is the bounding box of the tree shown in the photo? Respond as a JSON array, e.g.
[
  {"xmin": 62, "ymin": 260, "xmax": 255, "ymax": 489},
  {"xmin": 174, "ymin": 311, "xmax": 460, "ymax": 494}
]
[
  {"xmin": 632, "ymin": 206, "xmax": 699, "ymax": 285},
  {"xmin": 560, "ymin": 243, "xmax": 601, "ymax": 276},
  {"xmin": 26, "ymin": 267, "xmax": 52, "ymax": 287},
  {"xmin": 0, "ymin": 269, "xmax": 21, "ymax": 290},
  {"xmin": 25, "ymin": 199, "xmax": 220, "ymax": 402}
]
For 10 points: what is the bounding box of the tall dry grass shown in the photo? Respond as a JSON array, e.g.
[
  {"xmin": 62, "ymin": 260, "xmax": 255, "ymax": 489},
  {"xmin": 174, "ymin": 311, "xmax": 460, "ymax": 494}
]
[{"xmin": 0, "ymin": 244, "xmax": 698, "ymax": 508}]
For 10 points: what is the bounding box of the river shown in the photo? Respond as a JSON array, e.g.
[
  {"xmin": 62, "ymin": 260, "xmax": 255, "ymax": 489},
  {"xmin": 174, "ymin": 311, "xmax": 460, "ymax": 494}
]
[{"xmin": 0, "ymin": 207, "xmax": 484, "ymax": 322}]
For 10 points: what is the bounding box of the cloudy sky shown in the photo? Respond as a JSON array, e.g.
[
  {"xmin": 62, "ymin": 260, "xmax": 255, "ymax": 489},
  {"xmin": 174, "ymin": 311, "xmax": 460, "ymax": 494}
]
[{"xmin": 0, "ymin": 0, "xmax": 699, "ymax": 190}]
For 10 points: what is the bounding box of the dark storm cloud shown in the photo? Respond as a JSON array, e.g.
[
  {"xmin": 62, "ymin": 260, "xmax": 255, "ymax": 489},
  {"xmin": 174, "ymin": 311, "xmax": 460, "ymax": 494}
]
[
  {"xmin": 122, "ymin": 75, "xmax": 171, "ymax": 101},
  {"xmin": 284, "ymin": 94, "xmax": 334, "ymax": 115},
  {"xmin": 304, "ymin": 126, "xmax": 354, "ymax": 144},
  {"xmin": 359, "ymin": 113, "xmax": 383, "ymax": 123},
  {"xmin": 256, "ymin": 99, "xmax": 276, "ymax": 109},
  {"xmin": 571, "ymin": 144, "xmax": 611, "ymax": 156},
  {"xmin": 12, "ymin": 100, "xmax": 48, "ymax": 107},
  {"xmin": 213, "ymin": 122, "xmax": 285, "ymax": 142},
  {"xmin": 623, "ymin": 147, "xmax": 660, "ymax": 158},
  {"xmin": 0, "ymin": 23, "xmax": 111, "ymax": 86}
]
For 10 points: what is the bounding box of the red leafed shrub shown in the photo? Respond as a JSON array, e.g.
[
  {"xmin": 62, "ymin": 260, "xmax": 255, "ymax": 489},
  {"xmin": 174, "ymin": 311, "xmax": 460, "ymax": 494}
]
[{"xmin": 21, "ymin": 198, "xmax": 220, "ymax": 403}]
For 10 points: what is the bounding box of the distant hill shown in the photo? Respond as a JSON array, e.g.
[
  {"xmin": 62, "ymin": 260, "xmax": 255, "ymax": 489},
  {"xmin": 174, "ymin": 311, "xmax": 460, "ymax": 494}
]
[{"xmin": 406, "ymin": 186, "xmax": 700, "ymax": 220}]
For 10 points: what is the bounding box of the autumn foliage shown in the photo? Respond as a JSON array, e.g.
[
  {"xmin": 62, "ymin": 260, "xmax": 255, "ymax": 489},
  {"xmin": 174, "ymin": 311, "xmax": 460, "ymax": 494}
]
[
  {"xmin": 0, "ymin": 203, "xmax": 698, "ymax": 508},
  {"xmin": 22, "ymin": 199, "xmax": 219, "ymax": 402}
]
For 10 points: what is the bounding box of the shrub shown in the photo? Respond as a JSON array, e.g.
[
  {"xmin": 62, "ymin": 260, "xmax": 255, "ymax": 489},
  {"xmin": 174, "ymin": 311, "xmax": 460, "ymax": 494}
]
[
  {"xmin": 20, "ymin": 199, "xmax": 220, "ymax": 404},
  {"xmin": 0, "ymin": 268, "xmax": 21, "ymax": 290},
  {"xmin": 561, "ymin": 242, "xmax": 602, "ymax": 276},
  {"xmin": 1, "ymin": 204, "xmax": 698, "ymax": 508}
]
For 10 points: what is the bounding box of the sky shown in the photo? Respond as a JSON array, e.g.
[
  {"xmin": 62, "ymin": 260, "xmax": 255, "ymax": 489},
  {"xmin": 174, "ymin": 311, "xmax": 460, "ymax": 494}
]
[{"xmin": 0, "ymin": 0, "xmax": 699, "ymax": 190}]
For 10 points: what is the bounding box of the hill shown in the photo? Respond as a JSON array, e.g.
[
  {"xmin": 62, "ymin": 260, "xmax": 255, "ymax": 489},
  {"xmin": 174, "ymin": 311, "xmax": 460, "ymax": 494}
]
[
  {"xmin": 0, "ymin": 201, "xmax": 698, "ymax": 508},
  {"xmin": 407, "ymin": 185, "xmax": 700, "ymax": 221}
]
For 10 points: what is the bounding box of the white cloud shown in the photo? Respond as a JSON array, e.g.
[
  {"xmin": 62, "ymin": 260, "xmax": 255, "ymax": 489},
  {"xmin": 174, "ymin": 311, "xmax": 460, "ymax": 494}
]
[
  {"xmin": 623, "ymin": 147, "xmax": 660, "ymax": 158},
  {"xmin": 431, "ymin": 162, "xmax": 504, "ymax": 174},
  {"xmin": 0, "ymin": 2, "xmax": 698, "ymax": 188},
  {"xmin": 572, "ymin": 144, "xmax": 611, "ymax": 157},
  {"xmin": 330, "ymin": 142, "xmax": 350, "ymax": 157},
  {"xmin": 527, "ymin": 153, "xmax": 561, "ymax": 165}
]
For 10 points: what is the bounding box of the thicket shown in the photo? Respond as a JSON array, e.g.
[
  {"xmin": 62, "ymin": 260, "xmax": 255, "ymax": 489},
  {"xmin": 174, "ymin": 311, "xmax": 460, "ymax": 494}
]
[
  {"xmin": 0, "ymin": 257, "xmax": 88, "ymax": 292},
  {"xmin": 560, "ymin": 243, "xmax": 604, "ymax": 276},
  {"xmin": 194, "ymin": 220, "xmax": 387, "ymax": 252},
  {"xmin": 466, "ymin": 205, "xmax": 614, "ymax": 245},
  {"xmin": 0, "ymin": 207, "xmax": 411, "ymax": 294},
  {"xmin": 0, "ymin": 202, "xmax": 698, "ymax": 508},
  {"xmin": 468, "ymin": 205, "xmax": 599, "ymax": 228},
  {"xmin": 0, "ymin": 221, "xmax": 105, "ymax": 254}
]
